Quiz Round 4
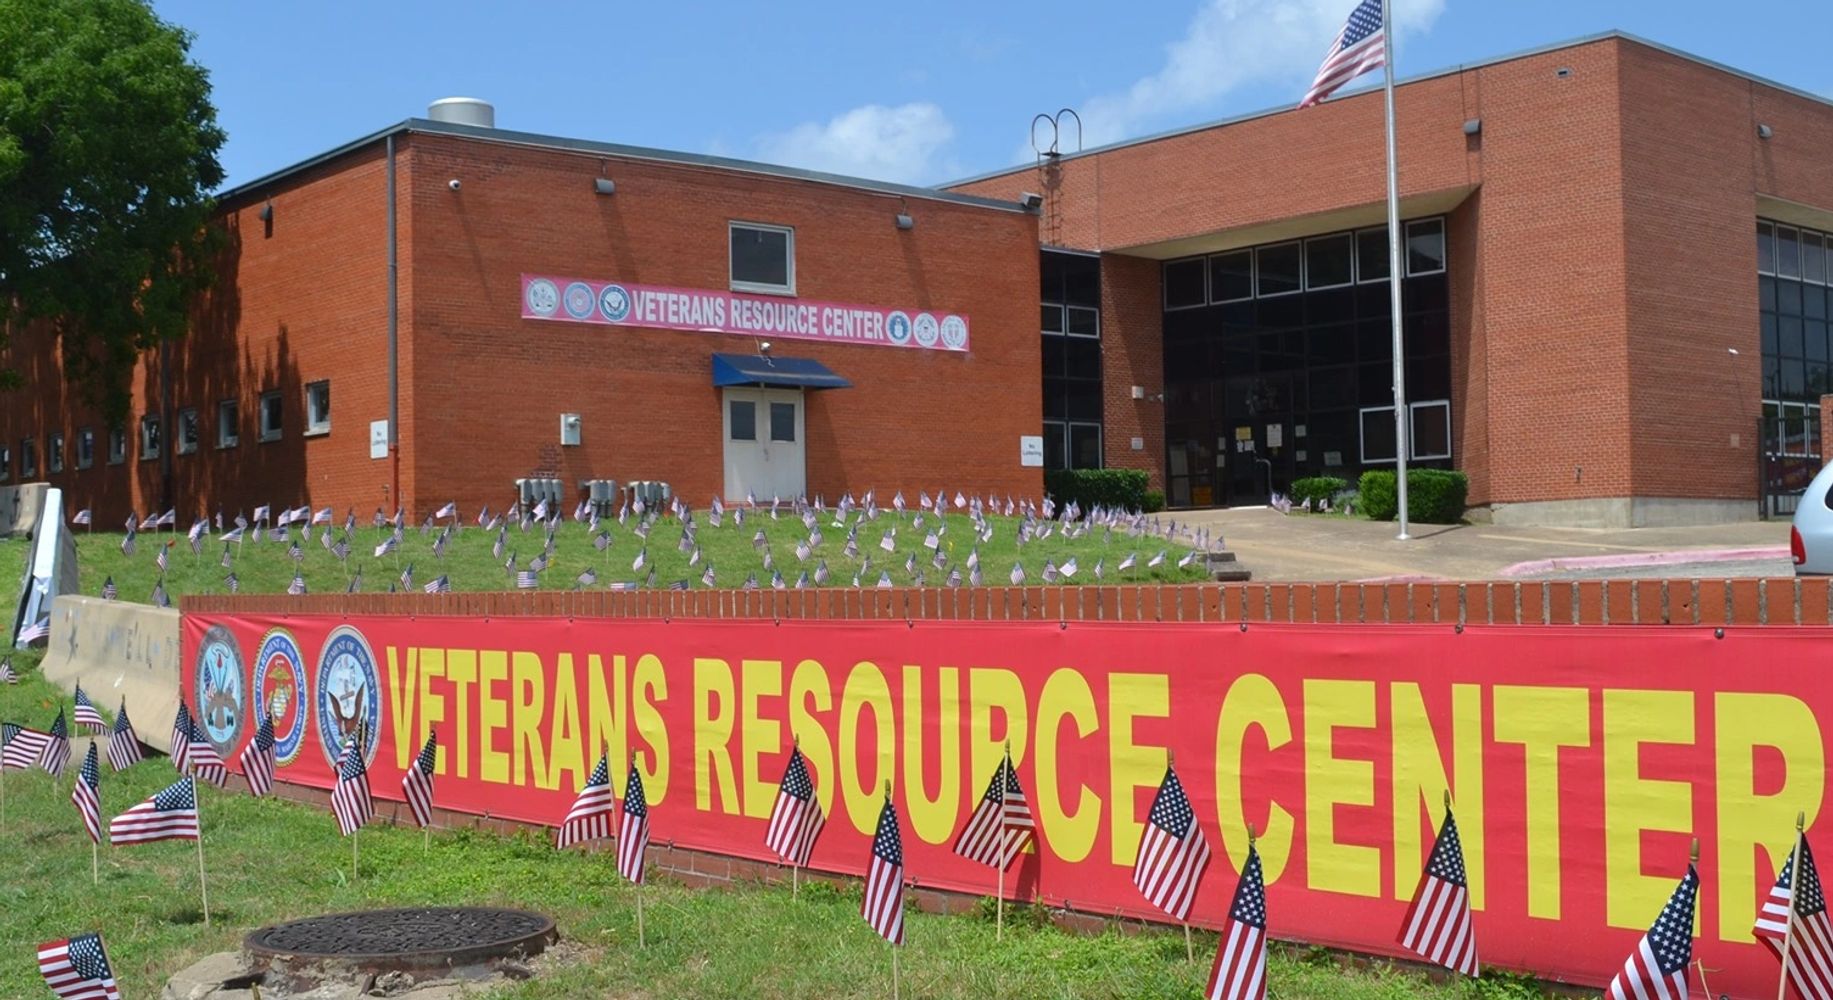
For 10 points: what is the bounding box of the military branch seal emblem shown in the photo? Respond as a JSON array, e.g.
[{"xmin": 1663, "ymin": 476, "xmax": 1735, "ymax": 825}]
[
  {"xmin": 193, "ymin": 624, "xmax": 246, "ymax": 756},
  {"xmin": 314, "ymin": 624, "xmax": 381, "ymax": 769},
  {"xmin": 255, "ymin": 628, "xmax": 309, "ymax": 765}
]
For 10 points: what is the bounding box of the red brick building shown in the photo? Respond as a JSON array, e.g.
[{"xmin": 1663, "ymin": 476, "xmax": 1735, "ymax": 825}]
[
  {"xmin": 8, "ymin": 31, "xmax": 1833, "ymax": 528},
  {"xmin": 951, "ymin": 31, "xmax": 1833, "ymax": 526},
  {"xmin": 1, "ymin": 102, "xmax": 1040, "ymax": 523}
]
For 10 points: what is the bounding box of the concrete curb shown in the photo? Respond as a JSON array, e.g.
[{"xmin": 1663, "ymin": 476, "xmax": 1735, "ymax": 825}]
[{"xmin": 1500, "ymin": 545, "xmax": 1790, "ymax": 577}]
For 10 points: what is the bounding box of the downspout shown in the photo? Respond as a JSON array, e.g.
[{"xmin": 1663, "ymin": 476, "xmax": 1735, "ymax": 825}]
[{"xmin": 387, "ymin": 133, "xmax": 399, "ymax": 511}]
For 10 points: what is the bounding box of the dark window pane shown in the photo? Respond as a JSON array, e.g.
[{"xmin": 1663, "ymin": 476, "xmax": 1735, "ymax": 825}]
[
  {"xmin": 1357, "ymin": 228, "xmax": 1390, "ymax": 283},
  {"xmin": 1762, "ymin": 313, "xmax": 1779, "ymax": 356},
  {"xmin": 1063, "ymin": 256, "xmax": 1100, "ymax": 307},
  {"xmin": 1779, "ymin": 227, "xmax": 1801, "ymax": 279},
  {"xmin": 1069, "ymin": 424, "xmax": 1102, "ymax": 469},
  {"xmin": 1306, "ymin": 234, "xmax": 1353, "ymax": 288},
  {"xmin": 769, "ymin": 402, "xmax": 795, "ymax": 442},
  {"xmin": 1411, "ymin": 401, "xmax": 1451, "ymax": 459},
  {"xmin": 1809, "ymin": 286, "xmax": 1828, "ymax": 321},
  {"xmin": 1043, "ymin": 422, "xmax": 1067, "ymax": 470},
  {"xmin": 1064, "ymin": 338, "xmax": 1101, "ymax": 379},
  {"xmin": 1407, "ymin": 354, "xmax": 1451, "ymax": 401},
  {"xmin": 1765, "ymin": 356, "xmax": 1780, "ymax": 397},
  {"xmin": 1780, "ymin": 280, "xmax": 1803, "ymax": 317},
  {"xmin": 1164, "ymin": 259, "xmax": 1206, "ymax": 308},
  {"xmin": 1783, "ymin": 358, "xmax": 1806, "ymax": 398},
  {"xmin": 1065, "ymin": 380, "xmax": 1102, "ymax": 420},
  {"xmin": 729, "ymin": 400, "xmax": 756, "ymax": 440},
  {"xmin": 1359, "ymin": 363, "xmax": 1391, "ymax": 402},
  {"xmin": 1361, "ymin": 408, "xmax": 1397, "ymax": 462},
  {"xmin": 1759, "ymin": 221, "xmax": 1776, "ymax": 274},
  {"xmin": 1066, "ymin": 305, "xmax": 1099, "ymax": 337},
  {"xmin": 1808, "ymin": 321, "xmax": 1829, "ymax": 363},
  {"xmin": 1209, "ymin": 250, "xmax": 1253, "ymax": 302},
  {"xmin": 1811, "ymin": 364, "xmax": 1831, "ymax": 397},
  {"xmin": 1041, "ymin": 304, "xmax": 1064, "ymax": 334},
  {"xmin": 1406, "ymin": 219, "xmax": 1446, "ymax": 275},
  {"xmin": 1782, "ymin": 316, "xmax": 1804, "ymax": 358},
  {"xmin": 1309, "ymin": 366, "xmax": 1355, "ymax": 407},
  {"xmin": 1804, "ymin": 232, "xmax": 1826, "ymax": 285},
  {"xmin": 731, "ymin": 226, "xmax": 791, "ymax": 288},
  {"xmin": 1042, "ymin": 377, "xmax": 1067, "ymax": 420},
  {"xmin": 1258, "ymin": 294, "xmax": 1303, "ymax": 330},
  {"xmin": 1761, "ymin": 276, "xmax": 1777, "ymax": 312},
  {"xmin": 1307, "ymin": 287, "xmax": 1354, "ymax": 326},
  {"xmin": 1257, "ymin": 242, "xmax": 1301, "ymax": 296},
  {"xmin": 1407, "ymin": 311, "xmax": 1450, "ymax": 357},
  {"xmin": 1042, "ymin": 336, "xmax": 1067, "ymax": 376}
]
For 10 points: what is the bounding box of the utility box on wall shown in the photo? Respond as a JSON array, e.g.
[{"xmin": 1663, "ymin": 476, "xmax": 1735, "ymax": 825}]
[{"xmin": 560, "ymin": 414, "xmax": 582, "ymax": 446}]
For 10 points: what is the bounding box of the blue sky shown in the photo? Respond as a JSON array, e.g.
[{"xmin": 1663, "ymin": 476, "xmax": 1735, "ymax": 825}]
[{"xmin": 155, "ymin": 0, "xmax": 1832, "ymax": 191}]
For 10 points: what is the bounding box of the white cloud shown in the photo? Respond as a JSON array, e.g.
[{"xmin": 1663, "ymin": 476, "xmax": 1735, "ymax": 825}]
[
  {"xmin": 1074, "ymin": 0, "xmax": 1445, "ymax": 150},
  {"xmin": 756, "ymin": 103, "xmax": 957, "ymax": 185}
]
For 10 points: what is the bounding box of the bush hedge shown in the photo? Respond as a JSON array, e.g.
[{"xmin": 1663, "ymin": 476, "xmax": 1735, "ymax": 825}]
[
  {"xmin": 1044, "ymin": 468, "xmax": 1151, "ymax": 511},
  {"xmin": 1289, "ymin": 476, "xmax": 1348, "ymax": 509},
  {"xmin": 1355, "ymin": 469, "xmax": 1468, "ymax": 524}
]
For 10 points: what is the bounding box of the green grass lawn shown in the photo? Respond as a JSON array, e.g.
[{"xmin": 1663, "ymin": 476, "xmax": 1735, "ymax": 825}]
[
  {"xmin": 0, "ymin": 659, "xmax": 1545, "ymax": 999},
  {"xmin": 71, "ymin": 510, "xmax": 1209, "ymax": 600}
]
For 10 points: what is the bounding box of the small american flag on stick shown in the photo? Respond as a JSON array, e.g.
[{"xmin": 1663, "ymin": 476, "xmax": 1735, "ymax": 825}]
[
  {"xmin": 862, "ymin": 792, "xmax": 906, "ymax": 945},
  {"xmin": 238, "ymin": 712, "xmax": 276, "ymax": 797},
  {"xmin": 765, "ymin": 745, "xmax": 826, "ymax": 866},
  {"xmin": 71, "ymin": 743, "xmax": 101, "ymax": 844},
  {"xmin": 40, "ymin": 709, "xmax": 71, "ymax": 778},
  {"xmin": 109, "ymin": 776, "xmax": 199, "ymax": 845},
  {"xmin": 1754, "ymin": 827, "xmax": 1833, "ymax": 1000},
  {"xmin": 1607, "ymin": 858, "xmax": 1699, "ymax": 1000},
  {"xmin": 106, "ymin": 701, "xmax": 143, "ymax": 772},
  {"xmin": 331, "ymin": 724, "xmax": 374, "ymax": 836},
  {"xmin": 952, "ymin": 750, "xmax": 1034, "ymax": 870},
  {"xmin": 618, "ymin": 761, "xmax": 651, "ymax": 884},
  {"xmin": 402, "ymin": 730, "xmax": 438, "ymax": 828},
  {"xmin": 176, "ymin": 703, "xmax": 227, "ymax": 788},
  {"xmin": 1132, "ymin": 762, "xmax": 1211, "ymax": 921},
  {"xmin": 1397, "ymin": 802, "xmax": 1478, "ymax": 976},
  {"xmin": 558, "ymin": 752, "xmax": 615, "ymax": 848},
  {"xmin": 1205, "ymin": 838, "xmax": 1269, "ymax": 1000},
  {"xmin": 72, "ymin": 686, "xmax": 106, "ymax": 733},
  {"xmin": 37, "ymin": 932, "xmax": 121, "ymax": 1000}
]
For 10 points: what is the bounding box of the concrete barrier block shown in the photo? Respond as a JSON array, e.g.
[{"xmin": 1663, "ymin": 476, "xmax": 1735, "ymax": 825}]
[{"xmin": 38, "ymin": 595, "xmax": 181, "ymax": 754}]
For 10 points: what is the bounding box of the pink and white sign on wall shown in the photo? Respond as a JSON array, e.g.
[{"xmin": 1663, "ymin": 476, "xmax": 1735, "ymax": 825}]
[{"xmin": 520, "ymin": 274, "xmax": 970, "ymax": 353}]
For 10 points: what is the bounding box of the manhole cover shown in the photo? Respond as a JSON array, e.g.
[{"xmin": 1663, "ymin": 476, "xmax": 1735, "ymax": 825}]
[{"xmin": 245, "ymin": 906, "xmax": 556, "ymax": 974}]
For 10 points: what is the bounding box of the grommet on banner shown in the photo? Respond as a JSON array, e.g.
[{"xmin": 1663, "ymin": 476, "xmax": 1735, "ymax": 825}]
[
  {"xmin": 1454, "ymin": 623, "xmax": 1464, "ymax": 634},
  {"xmin": 1715, "ymin": 627, "xmax": 1725, "ymax": 639},
  {"xmin": 1239, "ymin": 622, "xmax": 1248, "ymax": 632},
  {"xmin": 1059, "ymin": 621, "xmax": 1067, "ymax": 630},
  {"xmin": 906, "ymin": 619, "xmax": 915, "ymax": 630}
]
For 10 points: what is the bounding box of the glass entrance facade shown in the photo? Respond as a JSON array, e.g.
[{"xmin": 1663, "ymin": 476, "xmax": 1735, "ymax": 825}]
[{"xmin": 1160, "ymin": 219, "xmax": 1453, "ymax": 508}]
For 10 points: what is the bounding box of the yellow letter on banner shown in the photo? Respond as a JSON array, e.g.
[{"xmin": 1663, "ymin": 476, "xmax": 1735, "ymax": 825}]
[
  {"xmin": 418, "ymin": 648, "xmax": 448, "ymax": 774},
  {"xmin": 1389, "ymin": 683, "xmax": 1485, "ymax": 908},
  {"xmin": 741, "ymin": 659, "xmax": 784, "ymax": 820},
  {"xmin": 548, "ymin": 653, "xmax": 586, "ymax": 792},
  {"xmin": 387, "ymin": 646, "xmax": 419, "ymax": 770},
  {"xmin": 510, "ymin": 652, "xmax": 550, "ymax": 789},
  {"xmin": 1304, "ymin": 679, "xmax": 1380, "ymax": 897},
  {"xmin": 694, "ymin": 657, "xmax": 738, "ymax": 814},
  {"xmin": 1492, "ymin": 685, "xmax": 1590, "ymax": 920},
  {"xmin": 789, "ymin": 659, "xmax": 836, "ymax": 818},
  {"xmin": 840, "ymin": 661, "xmax": 896, "ymax": 835},
  {"xmin": 1715, "ymin": 692, "xmax": 1824, "ymax": 941},
  {"xmin": 968, "ymin": 668, "xmax": 1030, "ymax": 799},
  {"xmin": 1215, "ymin": 673, "xmax": 1295, "ymax": 883},
  {"xmin": 634, "ymin": 654, "xmax": 669, "ymax": 805},
  {"xmin": 902, "ymin": 666, "xmax": 962, "ymax": 845},
  {"xmin": 586, "ymin": 655, "xmax": 628, "ymax": 774},
  {"xmin": 446, "ymin": 650, "xmax": 477, "ymax": 779},
  {"xmin": 1036, "ymin": 668, "xmax": 1102, "ymax": 864},
  {"xmin": 1108, "ymin": 672, "xmax": 1170, "ymax": 866},
  {"xmin": 1603, "ymin": 689, "xmax": 1695, "ymax": 929},
  {"xmin": 478, "ymin": 651, "xmax": 510, "ymax": 784}
]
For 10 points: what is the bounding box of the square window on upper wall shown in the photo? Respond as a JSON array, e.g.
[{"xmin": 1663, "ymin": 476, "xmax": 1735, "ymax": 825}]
[
  {"xmin": 1406, "ymin": 219, "xmax": 1446, "ymax": 276},
  {"xmin": 1208, "ymin": 250, "xmax": 1253, "ymax": 303},
  {"xmin": 1066, "ymin": 305, "xmax": 1099, "ymax": 338},
  {"xmin": 1306, "ymin": 234, "xmax": 1354, "ymax": 289},
  {"xmin": 1356, "ymin": 227, "xmax": 1390, "ymax": 283},
  {"xmin": 730, "ymin": 222, "xmax": 794, "ymax": 294},
  {"xmin": 1256, "ymin": 242, "xmax": 1302, "ymax": 297},
  {"xmin": 1758, "ymin": 221, "xmax": 1777, "ymax": 275},
  {"xmin": 1163, "ymin": 258, "xmax": 1206, "ymax": 309},
  {"xmin": 1041, "ymin": 304, "xmax": 1065, "ymax": 335}
]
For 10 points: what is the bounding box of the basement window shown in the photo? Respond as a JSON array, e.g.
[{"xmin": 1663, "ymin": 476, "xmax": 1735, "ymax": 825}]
[
  {"xmin": 730, "ymin": 222, "xmax": 795, "ymax": 295},
  {"xmin": 305, "ymin": 380, "xmax": 331, "ymax": 435},
  {"xmin": 260, "ymin": 390, "xmax": 283, "ymax": 442}
]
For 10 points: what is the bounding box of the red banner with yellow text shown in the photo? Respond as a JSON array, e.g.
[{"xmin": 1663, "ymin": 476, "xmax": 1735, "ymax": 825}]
[{"xmin": 181, "ymin": 614, "xmax": 1825, "ymax": 994}]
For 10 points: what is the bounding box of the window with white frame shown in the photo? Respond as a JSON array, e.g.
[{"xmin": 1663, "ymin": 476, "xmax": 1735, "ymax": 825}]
[
  {"xmin": 259, "ymin": 390, "xmax": 283, "ymax": 442},
  {"xmin": 1305, "ymin": 234, "xmax": 1354, "ymax": 290},
  {"xmin": 729, "ymin": 222, "xmax": 794, "ymax": 294},
  {"xmin": 48, "ymin": 432, "xmax": 64, "ymax": 474},
  {"xmin": 1360, "ymin": 400, "xmax": 1453, "ymax": 463},
  {"xmin": 1406, "ymin": 219, "xmax": 1447, "ymax": 276},
  {"xmin": 76, "ymin": 428, "xmax": 94, "ymax": 470},
  {"xmin": 21, "ymin": 437, "xmax": 36, "ymax": 478},
  {"xmin": 217, "ymin": 400, "xmax": 239, "ymax": 448},
  {"xmin": 176, "ymin": 408, "xmax": 199, "ymax": 455},
  {"xmin": 1255, "ymin": 241, "xmax": 1302, "ymax": 297},
  {"xmin": 107, "ymin": 427, "xmax": 126, "ymax": 465},
  {"xmin": 0, "ymin": 445, "xmax": 9, "ymax": 482},
  {"xmin": 1041, "ymin": 249, "xmax": 1103, "ymax": 470},
  {"xmin": 305, "ymin": 380, "xmax": 331, "ymax": 434},
  {"xmin": 140, "ymin": 415, "xmax": 161, "ymax": 460},
  {"xmin": 1163, "ymin": 257, "xmax": 1207, "ymax": 310}
]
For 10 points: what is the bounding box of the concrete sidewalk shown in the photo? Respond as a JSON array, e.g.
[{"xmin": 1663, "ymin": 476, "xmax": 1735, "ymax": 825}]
[{"xmin": 1177, "ymin": 507, "xmax": 1792, "ymax": 582}]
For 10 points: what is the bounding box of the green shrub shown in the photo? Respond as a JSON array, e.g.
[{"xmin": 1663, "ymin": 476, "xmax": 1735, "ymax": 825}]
[
  {"xmin": 1356, "ymin": 469, "xmax": 1468, "ymax": 523},
  {"xmin": 1142, "ymin": 489, "xmax": 1166, "ymax": 513},
  {"xmin": 1044, "ymin": 469, "xmax": 1150, "ymax": 511},
  {"xmin": 1289, "ymin": 476, "xmax": 1348, "ymax": 509}
]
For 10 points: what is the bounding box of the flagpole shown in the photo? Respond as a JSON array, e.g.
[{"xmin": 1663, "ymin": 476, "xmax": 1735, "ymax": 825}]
[
  {"xmin": 353, "ymin": 826, "xmax": 360, "ymax": 883},
  {"xmin": 997, "ymin": 742, "xmax": 1010, "ymax": 942},
  {"xmin": 195, "ymin": 786, "xmax": 210, "ymax": 927},
  {"xmin": 1381, "ymin": 0, "xmax": 1410, "ymax": 540},
  {"xmin": 1778, "ymin": 811, "xmax": 1807, "ymax": 1000}
]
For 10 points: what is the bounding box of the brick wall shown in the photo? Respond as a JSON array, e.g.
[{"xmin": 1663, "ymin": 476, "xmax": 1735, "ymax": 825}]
[
  {"xmin": 1097, "ymin": 255, "xmax": 1164, "ymax": 488},
  {"xmin": 401, "ymin": 133, "xmax": 1042, "ymax": 515}
]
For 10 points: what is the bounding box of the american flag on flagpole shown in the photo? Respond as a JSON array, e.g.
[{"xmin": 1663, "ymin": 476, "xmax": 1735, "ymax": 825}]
[
  {"xmin": 37, "ymin": 932, "xmax": 121, "ymax": 1000},
  {"xmin": 617, "ymin": 761, "xmax": 651, "ymax": 884},
  {"xmin": 1205, "ymin": 842, "xmax": 1269, "ymax": 1000},
  {"xmin": 110, "ymin": 776, "xmax": 199, "ymax": 845},
  {"xmin": 1397, "ymin": 807, "xmax": 1479, "ymax": 975},
  {"xmin": 765, "ymin": 746, "xmax": 826, "ymax": 866},
  {"xmin": 331, "ymin": 724, "xmax": 374, "ymax": 836},
  {"xmin": 1607, "ymin": 862, "xmax": 1699, "ymax": 1000},
  {"xmin": 558, "ymin": 752, "xmax": 616, "ymax": 847},
  {"xmin": 952, "ymin": 751, "xmax": 1034, "ymax": 870},
  {"xmin": 402, "ymin": 730, "xmax": 438, "ymax": 828},
  {"xmin": 1754, "ymin": 833, "xmax": 1833, "ymax": 1000},
  {"xmin": 238, "ymin": 712, "xmax": 276, "ymax": 797},
  {"xmin": 107, "ymin": 701, "xmax": 142, "ymax": 772},
  {"xmin": 863, "ymin": 796, "xmax": 907, "ymax": 945},
  {"xmin": 1132, "ymin": 764, "xmax": 1212, "ymax": 921},
  {"xmin": 41, "ymin": 709, "xmax": 71, "ymax": 778},
  {"xmin": 71, "ymin": 744, "xmax": 101, "ymax": 844},
  {"xmin": 1300, "ymin": 0, "xmax": 1386, "ymax": 108},
  {"xmin": 72, "ymin": 686, "xmax": 106, "ymax": 733}
]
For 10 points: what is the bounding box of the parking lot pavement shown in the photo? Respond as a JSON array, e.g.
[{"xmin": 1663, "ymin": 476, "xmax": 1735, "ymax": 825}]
[{"xmin": 1171, "ymin": 506, "xmax": 1792, "ymax": 582}]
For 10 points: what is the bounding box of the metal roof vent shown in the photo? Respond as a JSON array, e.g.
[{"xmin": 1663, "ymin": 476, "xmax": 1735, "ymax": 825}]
[{"xmin": 427, "ymin": 97, "xmax": 495, "ymax": 129}]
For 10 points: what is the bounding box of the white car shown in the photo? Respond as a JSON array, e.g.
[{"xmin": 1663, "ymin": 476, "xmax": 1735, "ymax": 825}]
[{"xmin": 1793, "ymin": 462, "xmax": 1833, "ymax": 574}]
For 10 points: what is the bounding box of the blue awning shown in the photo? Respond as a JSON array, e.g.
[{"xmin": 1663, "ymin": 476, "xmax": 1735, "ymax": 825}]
[{"xmin": 711, "ymin": 352, "xmax": 852, "ymax": 390}]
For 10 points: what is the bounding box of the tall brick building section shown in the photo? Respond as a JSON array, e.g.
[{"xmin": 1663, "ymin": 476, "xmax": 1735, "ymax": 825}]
[
  {"xmin": 952, "ymin": 31, "xmax": 1833, "ymax": 527},
  {"xmin": 5, "ymin": 31, "xmax": 1832, "ymax": 527}
]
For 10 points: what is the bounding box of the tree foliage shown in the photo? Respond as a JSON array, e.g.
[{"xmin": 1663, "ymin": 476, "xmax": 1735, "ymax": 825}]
[{"xmin": 0, "ymin": 0, "xmax": 225, "ymax": 424}]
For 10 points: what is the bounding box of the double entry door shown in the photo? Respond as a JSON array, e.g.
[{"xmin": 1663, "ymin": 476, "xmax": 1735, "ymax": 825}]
[{"xmin": 722, "ymin": 387, "xmax": 806, "ymax": 502}]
